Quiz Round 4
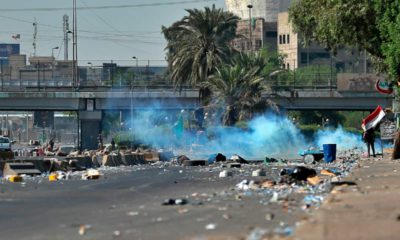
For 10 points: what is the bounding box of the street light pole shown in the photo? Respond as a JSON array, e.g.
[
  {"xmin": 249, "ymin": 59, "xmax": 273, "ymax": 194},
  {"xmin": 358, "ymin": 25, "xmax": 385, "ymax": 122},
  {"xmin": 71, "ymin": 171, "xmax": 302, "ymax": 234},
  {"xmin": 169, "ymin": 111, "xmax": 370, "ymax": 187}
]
[
  {"xmin": 51, "ymin": 46, "xmax": 59, "ymax": 58},
  {"xmin": 72, "ymin": 0, "xmax": 78, "ymax": 90},
  {"xmin": 247, "ymin": 4, "xmax": 253, "ymax": 52},
  {"xmin": 132, "ymin": 56, "xmax": 139, "ymax": 81}
]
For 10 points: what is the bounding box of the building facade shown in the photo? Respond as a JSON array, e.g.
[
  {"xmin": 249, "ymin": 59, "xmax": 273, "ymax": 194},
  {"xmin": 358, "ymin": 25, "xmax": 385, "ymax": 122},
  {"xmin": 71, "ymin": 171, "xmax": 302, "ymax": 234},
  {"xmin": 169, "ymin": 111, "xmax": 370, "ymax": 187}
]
[
  {"xmin": 226, "ymin": 0, "xmax": 291, "ymax": 52},
  {"xmin": 277, "ymin": 12, "xmax": 370, "ymax": 72}
]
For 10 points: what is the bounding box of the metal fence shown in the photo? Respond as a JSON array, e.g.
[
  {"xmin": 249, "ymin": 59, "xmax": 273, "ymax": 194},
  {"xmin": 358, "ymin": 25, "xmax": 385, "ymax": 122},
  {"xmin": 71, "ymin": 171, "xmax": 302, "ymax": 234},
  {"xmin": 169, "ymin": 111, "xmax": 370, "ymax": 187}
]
[{"xmin": 0, "ymin": 59, "xmax": 357, "ymax": 92}]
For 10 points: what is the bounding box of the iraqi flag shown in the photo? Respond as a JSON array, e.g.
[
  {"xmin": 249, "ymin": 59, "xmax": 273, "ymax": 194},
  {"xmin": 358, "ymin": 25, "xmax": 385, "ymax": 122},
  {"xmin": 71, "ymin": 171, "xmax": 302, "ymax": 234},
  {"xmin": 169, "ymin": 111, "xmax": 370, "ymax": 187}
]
[{"xmin": 361, "ymin": 105, "xmax": 386, "ymax": 131}]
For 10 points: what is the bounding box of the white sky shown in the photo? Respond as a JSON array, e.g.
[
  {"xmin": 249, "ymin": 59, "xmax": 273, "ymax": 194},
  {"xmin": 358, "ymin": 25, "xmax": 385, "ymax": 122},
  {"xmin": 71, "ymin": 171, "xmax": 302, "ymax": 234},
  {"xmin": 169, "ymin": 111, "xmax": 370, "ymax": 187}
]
[{"xmin": 0, "ymin": 0, "xmax": 225, "ymax": 66}]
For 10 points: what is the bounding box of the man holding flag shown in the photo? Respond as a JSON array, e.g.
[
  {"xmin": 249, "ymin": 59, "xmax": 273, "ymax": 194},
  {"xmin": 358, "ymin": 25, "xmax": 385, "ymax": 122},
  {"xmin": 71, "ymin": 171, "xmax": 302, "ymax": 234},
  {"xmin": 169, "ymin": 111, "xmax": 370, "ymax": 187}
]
[{"xmin": 362, "ymin": 106, "xmax": 386, "ymax": 158}]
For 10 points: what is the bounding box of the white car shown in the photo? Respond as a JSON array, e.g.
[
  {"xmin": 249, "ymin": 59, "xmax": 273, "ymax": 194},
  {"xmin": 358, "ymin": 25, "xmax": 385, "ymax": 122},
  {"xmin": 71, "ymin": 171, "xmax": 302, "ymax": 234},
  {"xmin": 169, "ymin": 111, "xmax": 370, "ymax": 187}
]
[{"xmin": 0, "ymin": 137, "xmax": 12, "ymax": 152}]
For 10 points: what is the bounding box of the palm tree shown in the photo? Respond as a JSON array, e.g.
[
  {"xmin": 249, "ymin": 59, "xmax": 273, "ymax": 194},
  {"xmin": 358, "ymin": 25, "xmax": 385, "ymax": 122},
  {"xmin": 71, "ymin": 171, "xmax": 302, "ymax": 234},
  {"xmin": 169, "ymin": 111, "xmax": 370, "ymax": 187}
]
[
  {"xmin": 204, "ymin": 52, "xmax": 279, "ymax": 126},
  {"xmin": 162, "ymin": 5, "xmax": 239, "ymax": 94}
]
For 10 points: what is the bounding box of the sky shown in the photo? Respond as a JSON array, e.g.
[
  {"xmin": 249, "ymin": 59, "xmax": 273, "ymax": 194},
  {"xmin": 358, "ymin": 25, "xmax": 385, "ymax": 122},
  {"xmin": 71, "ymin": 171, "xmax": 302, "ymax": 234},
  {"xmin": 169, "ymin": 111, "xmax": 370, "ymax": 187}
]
[{"xmin": 0, "ymin": 0, "xmax": 225, "ymax": 66}]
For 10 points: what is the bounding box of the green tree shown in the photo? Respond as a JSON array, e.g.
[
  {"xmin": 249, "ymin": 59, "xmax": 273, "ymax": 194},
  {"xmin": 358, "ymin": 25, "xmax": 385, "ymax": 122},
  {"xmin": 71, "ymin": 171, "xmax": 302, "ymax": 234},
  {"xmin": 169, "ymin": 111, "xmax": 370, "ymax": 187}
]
[
  {"xmin": 203, "ymin": 52, "xmax": 279, "ymax": 126},
  {"xmin": 162, "ymin": 5, "xmax": 239, "ymax": 93},
  {"xmin": 288, "ymin": 0, "xmax": 400, "ymax": 78},
  {"xmin": 288, "ymin": 0, "xmax": 400, "ymax": 158}
]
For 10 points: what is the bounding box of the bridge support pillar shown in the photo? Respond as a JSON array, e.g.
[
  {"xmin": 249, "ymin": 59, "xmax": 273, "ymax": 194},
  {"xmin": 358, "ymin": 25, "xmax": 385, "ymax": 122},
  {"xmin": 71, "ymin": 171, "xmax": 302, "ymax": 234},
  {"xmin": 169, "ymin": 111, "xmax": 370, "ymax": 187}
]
[{"xmin": 79, "ymin": 110, "xmax": 102, "ymax": 150}]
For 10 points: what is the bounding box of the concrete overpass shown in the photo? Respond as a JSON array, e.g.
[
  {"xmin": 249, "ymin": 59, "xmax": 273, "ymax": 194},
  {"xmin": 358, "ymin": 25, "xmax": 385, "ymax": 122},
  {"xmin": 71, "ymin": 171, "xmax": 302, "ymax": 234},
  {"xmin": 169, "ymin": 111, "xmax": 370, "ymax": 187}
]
[
  {"xmin": 269, "ymin": 90, "xmax": 393, "ymax": 110},
  {"xmin": 0, "ymin": 88, "xmax": 392, "ymax": 149},
  {"xmin": 0, "ymin": 89, "xmax": 391, "ymax": 111}
]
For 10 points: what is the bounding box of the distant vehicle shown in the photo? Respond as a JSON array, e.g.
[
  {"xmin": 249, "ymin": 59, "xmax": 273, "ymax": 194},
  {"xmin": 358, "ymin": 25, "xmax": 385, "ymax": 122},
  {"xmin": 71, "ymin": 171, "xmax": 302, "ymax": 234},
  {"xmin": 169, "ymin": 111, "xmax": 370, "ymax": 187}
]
[{"xmin": 0, "ymin": 137, "xmax": 12, "ymax": 152}]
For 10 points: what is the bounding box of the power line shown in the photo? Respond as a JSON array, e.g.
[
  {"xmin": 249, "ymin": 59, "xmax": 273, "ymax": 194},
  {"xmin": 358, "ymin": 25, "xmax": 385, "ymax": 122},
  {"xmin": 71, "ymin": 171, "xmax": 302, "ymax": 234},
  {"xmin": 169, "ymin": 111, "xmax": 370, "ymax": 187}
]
[
  {"xmin": 0, "ymin": 14, "xmax": 164, "ymax": 40},
  {"xmin": 0, "ymin": 0, "xmax": 217, "ymax": 12}
]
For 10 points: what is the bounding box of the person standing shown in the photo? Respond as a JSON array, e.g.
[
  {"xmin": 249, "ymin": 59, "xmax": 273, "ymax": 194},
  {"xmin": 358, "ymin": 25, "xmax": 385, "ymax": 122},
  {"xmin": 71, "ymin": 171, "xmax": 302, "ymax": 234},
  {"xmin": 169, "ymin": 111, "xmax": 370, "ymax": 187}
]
[{"xmin": 363, "ymin": 128, "xmax": 376, "ymax": 157}]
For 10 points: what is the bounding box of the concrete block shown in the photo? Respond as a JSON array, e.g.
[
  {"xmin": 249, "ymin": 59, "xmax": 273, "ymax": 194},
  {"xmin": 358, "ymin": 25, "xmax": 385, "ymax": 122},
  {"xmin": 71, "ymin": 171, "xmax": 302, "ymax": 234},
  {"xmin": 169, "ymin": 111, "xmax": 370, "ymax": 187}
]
[
  {"xmin": 91, "ymin": 155, "xmax": 101, "ymax": 168},
  {"xmin": 144, "ymin": 152, "xmax": 160, "ymax": 162},
  {"xmin": 3, "ymin": 162, "xmax": 41, "ymax": 177}
]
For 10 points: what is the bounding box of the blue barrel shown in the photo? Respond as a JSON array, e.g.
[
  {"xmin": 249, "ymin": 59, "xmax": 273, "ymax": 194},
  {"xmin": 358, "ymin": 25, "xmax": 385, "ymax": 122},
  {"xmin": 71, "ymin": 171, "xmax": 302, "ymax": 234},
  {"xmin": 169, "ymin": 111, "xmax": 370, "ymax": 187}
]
[{"xmin": 323, "ymin": 144, "xmax": 336, "ymax": 163}]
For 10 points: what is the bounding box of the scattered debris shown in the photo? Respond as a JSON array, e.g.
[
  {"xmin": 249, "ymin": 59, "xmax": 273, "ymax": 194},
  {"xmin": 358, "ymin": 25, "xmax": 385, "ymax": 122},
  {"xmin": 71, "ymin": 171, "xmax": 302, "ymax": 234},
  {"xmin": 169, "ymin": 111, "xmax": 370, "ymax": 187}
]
[
  {"xmin": 264, "ymin": 157, "xmax": 278, "ymax": 164},
  {"xmin": 280, "ymin": 166, "xmax": 317, "ymax": 184},
  {"xmin": 265, "ymin": 213, "xmax": 274, "ymax": 221},
  {"xmin": 162, "ymin": 198, "xmax": 188, "ymax": 206},
  {"xmin": 270, "ymin": 192, "xmax": 279, "ymax": 203},
  {"xmin": 126, "ymin": 211, "xmax": 139, "ymax": 216},
  {"xmin": 236, "ymin": 180, "xmax": 260, "ymax": 191},
  {"xmin": 113, "ymin": 230, "xmax": 121, "ymax": 237},
  {"xmin": 82, "ymin": 169, "xmax": 101, "ymax": 180},
  {"xmin": 230, "ymin": 154, "xmax": 249, "ymax": 164},
  {"xmin": 307, "ymin": 175, "xmax": 321, "ymax": 186},
  {"xmin": 252, "ymin": 169, "xmax": 266, "ymax": 177},
  {"xmin": 205, "ymin": 223, "xmax": 217, "ymax": 230},
  {"xmin": 261, "ymin": 180, "xmax": 276, "ymax": 188},
  {"xmin": 208, "ymin": 153, "xmax": 226, "ymax": 163},
  {"xmin": 219, "ymin": 170, "xmax": 233, "ymax": 178},
  {"xmin": 183, "ymin": 160, "xmax": 206, "ymax": 166},
  {"xmin": 49, "ymin": 173, "xmax": 58, "ymax": 182},
  {"xmin": 321, "ymin": 169, "xmax": 338, "ymax": 176},
  {"xmin": 228, "ymin": 163, "xmax": 241, "ymax": 168},
  {"xmin": 78, "ymin": 224, "xmax": 92, "ymax": 236},
  {"xmin": 177, "ymin": 155, "xmax": 190, "ymax": 165},
  {"xmin": 7, "ymin": 175, "xmax": 23, "ymax": 182}
]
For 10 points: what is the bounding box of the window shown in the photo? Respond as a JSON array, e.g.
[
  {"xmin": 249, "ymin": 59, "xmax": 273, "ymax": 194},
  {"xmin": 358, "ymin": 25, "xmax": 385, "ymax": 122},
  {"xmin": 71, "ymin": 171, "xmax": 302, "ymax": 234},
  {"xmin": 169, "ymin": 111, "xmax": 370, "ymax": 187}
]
[
  {"xmin": 287, "ymin": 34, "xmax": 290, "ymax": 44},
  {"xmin": 282, "ymin": 35, "xmax": 286, "ymax": 44},
  {"xmin": 287, "ymin": 63, "xmax": 290, "ymax": 69},
  {"xmin": 279, "ymin": 35, "xmax": 283, "ymax": 44}
]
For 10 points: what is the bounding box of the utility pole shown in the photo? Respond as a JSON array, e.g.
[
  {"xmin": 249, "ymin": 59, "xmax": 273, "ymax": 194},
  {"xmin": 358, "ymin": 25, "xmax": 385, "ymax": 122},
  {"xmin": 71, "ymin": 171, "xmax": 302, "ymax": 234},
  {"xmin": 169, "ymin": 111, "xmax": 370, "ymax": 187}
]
[
  {"xmin": 33, "ymin": 18, "xmax": 37, "ymax": 56},
  {"xmin": 63, "ymin": 15, "xmax": 69, "ymax": 61},
  {"xmin": 72, "ymin": 0, "xmax": 78, "ymax": 89},
  {"xmin": 247, "ymin": 4, "xmax": 253, "ymax": 52}
]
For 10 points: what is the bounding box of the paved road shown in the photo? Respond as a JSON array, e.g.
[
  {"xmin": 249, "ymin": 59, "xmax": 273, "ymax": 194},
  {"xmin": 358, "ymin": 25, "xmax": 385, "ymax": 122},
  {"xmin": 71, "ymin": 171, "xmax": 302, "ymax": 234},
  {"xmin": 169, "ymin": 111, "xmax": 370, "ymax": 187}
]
[{"xmin": 0, "ymin": 164, "xmax": 305, "ymax": 240}]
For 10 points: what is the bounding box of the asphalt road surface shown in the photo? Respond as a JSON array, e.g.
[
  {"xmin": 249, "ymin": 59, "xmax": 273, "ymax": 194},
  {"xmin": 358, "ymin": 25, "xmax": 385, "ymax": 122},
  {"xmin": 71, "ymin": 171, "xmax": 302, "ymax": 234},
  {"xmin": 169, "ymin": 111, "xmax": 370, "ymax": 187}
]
[{"xmin": 0, "ymin": 164, "xmax": 308, "ymax": 240}]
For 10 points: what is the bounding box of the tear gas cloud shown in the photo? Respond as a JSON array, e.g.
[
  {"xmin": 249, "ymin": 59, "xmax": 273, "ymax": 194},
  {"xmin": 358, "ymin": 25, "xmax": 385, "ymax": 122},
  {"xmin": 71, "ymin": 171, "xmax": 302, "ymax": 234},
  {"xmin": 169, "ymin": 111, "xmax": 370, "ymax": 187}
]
[
  {"xmin": 315, "ymin": 127, "xmax": 365, "ymax": 150},
  {"xmin": 123, "ymin": 107, "xmax": 366, "ymax": 159}
]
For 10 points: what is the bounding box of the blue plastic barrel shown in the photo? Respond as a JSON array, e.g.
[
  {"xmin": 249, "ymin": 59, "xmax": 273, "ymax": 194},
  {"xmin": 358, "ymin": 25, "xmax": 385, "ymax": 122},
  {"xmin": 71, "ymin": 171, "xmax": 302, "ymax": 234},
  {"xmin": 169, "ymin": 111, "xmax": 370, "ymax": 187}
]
[{"xmin": 323, "ymin": 144, "xmax": 336, "ymax": 163}]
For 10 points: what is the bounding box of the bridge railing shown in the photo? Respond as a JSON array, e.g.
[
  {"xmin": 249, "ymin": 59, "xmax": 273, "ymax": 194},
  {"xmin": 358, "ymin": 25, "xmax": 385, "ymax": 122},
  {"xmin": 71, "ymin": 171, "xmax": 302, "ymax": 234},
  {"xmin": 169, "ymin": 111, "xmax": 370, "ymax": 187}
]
[
  {"xmin": 268, "ymin": 73, "xmax": 337, "ymax": 91},
  {"xmin": 0, "ymin": 75, "xmax": 338, "ymax": 92}
]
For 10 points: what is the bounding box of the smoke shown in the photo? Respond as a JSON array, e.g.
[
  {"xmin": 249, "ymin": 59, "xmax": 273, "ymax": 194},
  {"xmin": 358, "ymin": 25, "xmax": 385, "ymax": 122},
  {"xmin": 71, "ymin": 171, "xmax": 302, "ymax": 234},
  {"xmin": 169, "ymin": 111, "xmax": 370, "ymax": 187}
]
[
  {"xmin": 314, "ymin": 127, "xmax": 365, "ymax": 150},
  {"xmin": 112, "ymin": 104, "xmax": 368, "ymax": 159},
  {"xmin": 199, "ymin": 114, "xmax": 307, "ymax": 158}
]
